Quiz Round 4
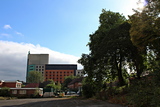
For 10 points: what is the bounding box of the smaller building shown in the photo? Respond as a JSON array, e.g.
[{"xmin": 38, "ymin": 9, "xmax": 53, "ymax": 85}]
[
  {"xmin": 0, "ymin": 80, "xmax": 43, "ymax": 97},
  {"xmin": 68, "ymin": 77, "xmax": 83, "ymax": 90},
  {"xmin": 10, "ymin": 88, "xmax": 43, "ymax": 97},
  {"xmin": 0, "ymin": 80, "xmax": 22, "ymax": 88}
]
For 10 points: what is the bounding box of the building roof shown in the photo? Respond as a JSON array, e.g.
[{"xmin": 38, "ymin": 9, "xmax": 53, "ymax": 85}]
[
  {"xmin": 24, "ymin": 83, "xmax": 39, "ymax": 88},
  {"xmin": 68, "ymin": 77, "xmax": 83, "ymax": 85}
]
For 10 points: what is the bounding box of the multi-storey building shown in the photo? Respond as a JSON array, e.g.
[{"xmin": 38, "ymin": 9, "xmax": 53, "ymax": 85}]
[
  {"xmin": 26, "ymin": 52, "xmax": 49, "ymax": 82},
  {"xmin": 26, "ymin": 52, "xmax": 77, "ymax": 83},
  {"xmin": 45, "ymin": 64, "xmax": 77, "ymax": 83}
]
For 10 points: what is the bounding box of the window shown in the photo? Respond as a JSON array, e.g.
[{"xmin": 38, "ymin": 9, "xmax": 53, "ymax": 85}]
[
  {"xmin": 39, "ymin": 66, "xmax": 41, "ymax": 68},
  {"xmin": 36, "ymin": 69, "xmax": 38, "ymax": 71},
  {"xmin": 42, "ymin": 66, "xmax": 44, "ymax": 68},
  {"xmin": 12, "ymin": 90, "xmax": 17, "ymax": 94},
  {"xmin": 39, "ymin": 69, "xmax": 41, "ymax": 71},
  {"xmin": 16, "ymin": 83, "xmax": 21, "ymax": 88},
  {"xmin": 36, "ymin": 66, "xmax": 38, "ymax": 68},
  {"xmin": 19, "ymin": 90, "xmax": 26, "ymax": 94},
  {"xmin": 42, "ymin": 69, "xmax": 44, "ymax": 71}
]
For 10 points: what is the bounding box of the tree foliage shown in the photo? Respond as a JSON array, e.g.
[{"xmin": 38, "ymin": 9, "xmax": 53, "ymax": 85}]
[
  {"xmin": 78, "ymin": 1, "xmax": 160, "ymax": 104},
  {"xmin": 0, "ymin": 87, "xmax": 10, "ymax": 97},
  {"xmin": 27, "ymin": 71, "xmax": 44, "ymax": 83}
]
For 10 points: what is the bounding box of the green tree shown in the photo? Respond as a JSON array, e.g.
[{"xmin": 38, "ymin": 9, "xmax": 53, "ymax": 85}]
[
  {"xmin": 129, "ymin": 0, "xmax": 160, "ymax": 75},
  {"xmin": 45, "ymin": 79, "xmax": 56, "ymax": 89},
  {"xmin": 86, "ymin": 10, "xmax": 130, "ymax": 87},
  {"xmin": 27, "ymin": 71, "xmax": 44, "ymax": 83}
]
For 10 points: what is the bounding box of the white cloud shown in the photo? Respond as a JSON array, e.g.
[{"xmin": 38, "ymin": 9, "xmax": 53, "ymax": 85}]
[
  {"xmin": 0, "ymin": 33, "xmax": 10, "ymax": 38},
  {"xmin": 3, "ymin": 25, "xmax": 12, "ymax": 29},
  {"xmin": 0, "ymin": 40, "xmax": 82, "ymax": 82},
  {"xmin": 15, "ymin": 31, "xmax": 24, "ymax": 36}
]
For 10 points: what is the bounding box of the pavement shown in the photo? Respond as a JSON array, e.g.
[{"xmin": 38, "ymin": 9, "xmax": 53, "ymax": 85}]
[{"xmin": 0, "ymin": 98, "xmax": 125, "ymax": 107}]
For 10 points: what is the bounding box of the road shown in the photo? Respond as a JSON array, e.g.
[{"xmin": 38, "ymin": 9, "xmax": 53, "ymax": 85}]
[{"xmin": 0, "ymin": 98, "xmax": 125, "ymax": 107}]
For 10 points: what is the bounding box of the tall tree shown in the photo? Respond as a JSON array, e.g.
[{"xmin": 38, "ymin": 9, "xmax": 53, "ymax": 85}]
[
  {"xmin": 79, "ymin": 10, "xmax": 131, "ymax": 87},
  {"xmin": 129, "ymin": 0, "xmax": 160, "ymax": 75},
  {"xmin": 27, "ymin": 71, "xmax": 44, "ymax": 83}
]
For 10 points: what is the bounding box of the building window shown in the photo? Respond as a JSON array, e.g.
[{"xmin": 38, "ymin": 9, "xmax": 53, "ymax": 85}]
[
  {"xmin": 12, "ymin": 90, "xmax": 17, "ymax": 94},
  {"xmin": 42, "ymin": 66, "xmax": 44, "ymax": 68},
  {"xmin": 16, "ymin": 84, "xmax": 21, "ymax": 88},
  {"xmin": 19, "ymin": 90, "xmax": 26, "ymax": 94},
  {"xmin": 36, "ymin": 69, "xmax": 38, "ymax": 71},
  {"xmin": 39, "ymin": 66, "xmax": 41, "ymax": 68},
  {"xmin": 42, "ymin": 69, "xmax": 44, "ymax": 71},
  {"xmin": 36, "ymin": 66, "xmax": 38, "ymax": 68}
]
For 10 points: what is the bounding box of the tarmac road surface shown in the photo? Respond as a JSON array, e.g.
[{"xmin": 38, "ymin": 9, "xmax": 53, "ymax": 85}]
[{"xmin": 0, "ymin": 98, "xmax": 125, "ymax": 107}]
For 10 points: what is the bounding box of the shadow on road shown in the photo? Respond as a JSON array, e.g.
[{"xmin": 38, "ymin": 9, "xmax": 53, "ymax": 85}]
[{"xmin": 1, "ymin": 98, "xmax": 125, "ymax": 107}]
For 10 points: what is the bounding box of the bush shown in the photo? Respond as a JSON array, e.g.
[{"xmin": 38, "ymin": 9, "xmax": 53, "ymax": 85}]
[
  {"xmin": 127, "ymin": 77, "xmax": 160, "ymax": 107},
  {"xmin": 0, "ymin": 87, "xmax": 10, "ymax": 97},
  {"xmin": 82, "ymin": 83, "xmax": 95, "ymax": 98}
]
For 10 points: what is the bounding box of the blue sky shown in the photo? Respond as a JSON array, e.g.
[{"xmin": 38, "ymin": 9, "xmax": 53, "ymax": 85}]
[
  {"xmin": 0, "ymin": 0, "xmax": 144, "ymax": 81},
  {"xmin": 0, "ymin": 0, "xmax": 141, "ymax": 57}
]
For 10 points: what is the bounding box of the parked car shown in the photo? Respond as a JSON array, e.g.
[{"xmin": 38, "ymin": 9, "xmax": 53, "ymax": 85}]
[{"xmin": 66, "ymin": 91, "xmax": 76, "ymax": 95}]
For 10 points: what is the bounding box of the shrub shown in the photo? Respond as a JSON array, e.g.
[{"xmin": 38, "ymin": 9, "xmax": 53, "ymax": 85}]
[
  {"xmin": 127, "ymin": 77, "xmax": 160, "ymax": 107},
  {"xmin": 82, "ymin": 83, "xmax": 95, "ymax": 98},
  {"xmin": 0, "ymin": 87, "xmax": 10, "ymax": 97}
]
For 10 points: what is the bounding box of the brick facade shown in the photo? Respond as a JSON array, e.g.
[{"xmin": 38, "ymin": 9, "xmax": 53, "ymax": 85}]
[{"xmin": 45, "ymin": 70, "xmax": 74, "ymax": 83}]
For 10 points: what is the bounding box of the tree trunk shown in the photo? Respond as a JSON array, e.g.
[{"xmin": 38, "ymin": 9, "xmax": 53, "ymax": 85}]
[{"xmin": 115, "ymin": 54, "xmax": 125, "ymax": 86}]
